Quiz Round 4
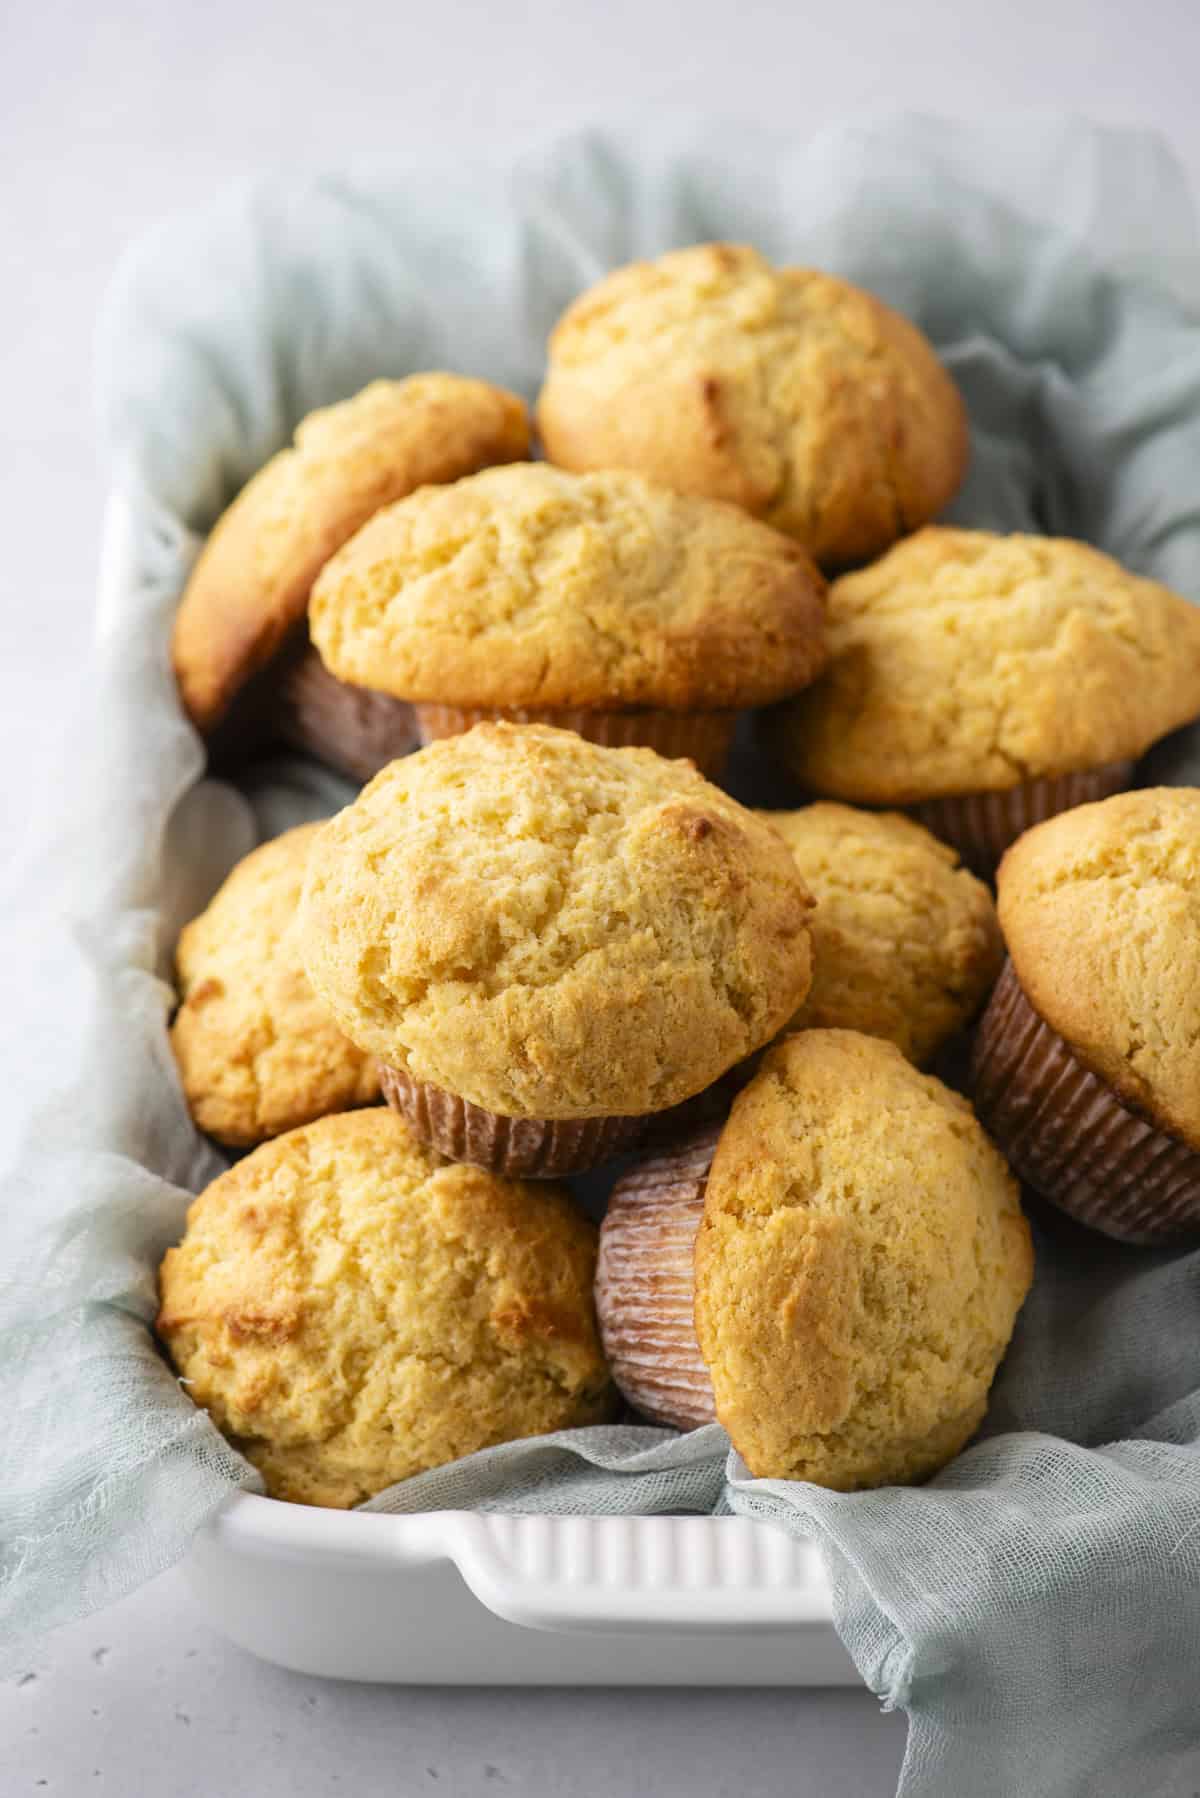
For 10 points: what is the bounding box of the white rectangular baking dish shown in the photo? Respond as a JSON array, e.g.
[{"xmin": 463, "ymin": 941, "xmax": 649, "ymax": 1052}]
[{"xmin": 96, "ymin": 498, "xmax": 856, "ymax": 1685}]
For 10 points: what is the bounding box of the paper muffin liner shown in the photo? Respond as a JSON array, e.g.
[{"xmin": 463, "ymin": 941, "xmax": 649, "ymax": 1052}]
[
  {"xmin": 279, "ymin": 646, "xmax": 419, "ymax": 783},
  {"xmin": 378, "ymin": 1062, "xmax": 647, "ymax": 1179},
  {"xmin": 912, "ymin": 760, "xmax": 1135, "ymax": 877},
  {"xmin": 594, "ymin": 1127, "xmax": 719, "ymax": 1428},
  {"xmin": 413, "ymin": 703, "xmax": 737, "ymax": 776},
  {"xmin": 971, "ymin": 959, "xmax": 1200, "ymax": 1244}
]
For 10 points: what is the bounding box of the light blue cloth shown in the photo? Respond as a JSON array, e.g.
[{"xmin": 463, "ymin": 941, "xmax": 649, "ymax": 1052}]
[{"xmin": 3, "ymin": 117, "xmax": 1200, "ymax": 1797}]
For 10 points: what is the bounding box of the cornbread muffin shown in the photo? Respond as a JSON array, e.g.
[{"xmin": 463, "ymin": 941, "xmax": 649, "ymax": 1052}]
[
  {"xmin": 170, "ymin": 825, "xmax": 378, "ymax": 1147},
  {"xmin": 171, "ymin": 373, "xmax": 530, "ymax": 770},
  {"xmin": 762, "ymin": 804, "xmax": 1003, "ymax": 1062},
  {"xmin": 973, "ymin": 788, "xmax": 1200, "ymax": 1243},
  {"xmin": 309, "ymin": 462, "xmax": 827, "ymax": 775},
  {"xmin": 537, "ymin": 244, "xmax": 967, "ymax": 569},
  {"xmin": 299, "ymin": 724, "xmax": 815, "ymax": 1175},
  {"xmin": 157, "ymin": 1109, "xmax": 613, "ymax": 1507},
  {"xmin": 598, "ymin": 1032, "xmax": 1033, "ymax": 1487},
  {"xmin": 772, "ymin": 528, "xmax": 1200, "ymax": 872}
]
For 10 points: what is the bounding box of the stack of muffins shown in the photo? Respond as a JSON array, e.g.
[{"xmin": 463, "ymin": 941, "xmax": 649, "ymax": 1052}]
[{"xmin": 158, "ymin": 242, "xmax": 1200, "ymax": 1510}]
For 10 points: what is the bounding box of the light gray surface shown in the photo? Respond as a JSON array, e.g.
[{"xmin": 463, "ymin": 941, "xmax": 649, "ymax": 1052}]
[
  {"xmin": 2, "ymin": 1568, "xmax": 904, "ymax": 1795},
  {"xmin": 1, "ymin": 2, "xmax": 1196, "ymax": 1793}
]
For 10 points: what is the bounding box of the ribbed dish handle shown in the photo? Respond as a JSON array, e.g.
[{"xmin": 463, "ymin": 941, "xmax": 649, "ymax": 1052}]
[{"xmin": 408, "ymin": 1512, "xmax": 833, "ymax": 1634}]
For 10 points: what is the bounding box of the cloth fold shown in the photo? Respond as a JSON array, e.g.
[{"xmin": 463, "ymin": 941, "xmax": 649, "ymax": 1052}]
[{"xmin": 3, "ymin": 116, "xmax": 1200, "ymax": 1797}]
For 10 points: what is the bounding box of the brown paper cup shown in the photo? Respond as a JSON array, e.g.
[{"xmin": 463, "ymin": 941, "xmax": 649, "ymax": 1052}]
[
  {"xmin": 972, "ymin": 959, "xmax": 1200, "ymax": 1244},
  {"xmin": 378, "ymin": 1062, "xmax": 646, "ymax": 1179},
  {"xmin": 594, "ymin": 1127, "xmax": 719, "ymax": 1428},
  {"xmin": 912, "ymin": 760, "xmax": 1135, "ymax": 878},
  {"xmin": 413, "ymin": 703, "xmax": 737, "ymax": 777},
  {"xmin": 279, "ymin": 646, "xmax": 419, "ymax": 783}
]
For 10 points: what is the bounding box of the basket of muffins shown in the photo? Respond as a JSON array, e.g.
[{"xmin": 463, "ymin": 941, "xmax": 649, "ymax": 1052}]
[{"xmin": 157, "ymin": 241, "xmax": 1200, "ymax": 1511}]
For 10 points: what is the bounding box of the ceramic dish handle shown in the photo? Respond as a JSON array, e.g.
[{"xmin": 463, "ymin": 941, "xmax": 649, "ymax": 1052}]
[{"xmin": 406, "ymin": 1511, "xmax": 834, "ymax": 1635}]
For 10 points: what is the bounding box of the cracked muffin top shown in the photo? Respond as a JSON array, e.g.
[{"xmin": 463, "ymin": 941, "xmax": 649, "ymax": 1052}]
[
  {"xmin": 762, "ymin": 804, "xmax": 1002, "ymax": 1063},
  {"xmin": 997, "ymin": 787, "xmax": 1200, "ymax": 1147},
  {"xmin": 536, "ymin": 243, "xmax": 967, "ymax": 569},
  {"xmin": 771, "ymin": 528, "xmax": 1200, "ymax": 803},
  {"xmin": 298, "ymin": 724, "xmax": 815, "ymax": 1119},
  {"xmin": 156, "ymin": 1108, "xmax": 613, "ymax": 1507},
  {"xmin": 172, "ymin": 374, "xmax": 531, "ymax": 733},
  {"xmin": 693, "ymin": 1030, "xmax": 1033, "ymax": 1488},
  {"xmin": 307, "ymin": 462, "xmax": 827, "ymax": 711},
  {"xmin": 170, "ymin": 824, "xmax": 378, "ymax": 1147}
]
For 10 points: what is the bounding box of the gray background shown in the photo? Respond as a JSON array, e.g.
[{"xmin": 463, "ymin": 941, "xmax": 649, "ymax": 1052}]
[{"xmin": 3, "ymin": 1, "xmax": 1199, "ymax": 1792}]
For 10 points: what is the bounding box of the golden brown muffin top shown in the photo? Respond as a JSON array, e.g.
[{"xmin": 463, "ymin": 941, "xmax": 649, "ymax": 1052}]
[
  {"xmin": 170, "ymin": 824, "xmax": 379, "ymax": 1147},
  {"xmin": 308, "ymin": 462, "xmax": 827, "ymax": 710},
  {"xmin": 762, "ymin": 804, "xmax": 1002, "ymax": 1063},
  {"xmin": 998, "ymin": 787, "xmax": 1200, "ymax": 1147},
  {"xmin": 772, "ymin": 528, "xmax": 1200, "ymax": 802},
  {"xmin": 299, "ymin": 724, "xmax": 815, "ymax": 1119},
  {"xmin": 694, "ymin": 1031, "xmax": 1032, "ymax": 1488},
  {"xmin": 157, "ymin": 1109, "xmax": 612, "ymax": 1508},
  {"xmin": 537, "ymin": 243, "xmax": 966, "ymax": 568},
  {"xmin": 172, "ymin": 374, "xmax": 530, "ymax": 732}
]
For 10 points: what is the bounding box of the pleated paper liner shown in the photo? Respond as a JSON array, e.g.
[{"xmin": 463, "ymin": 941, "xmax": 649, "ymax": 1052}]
[
  {"xmin": 378, "ymin": 1061, "xmax": 647, "ymax": 1179},
  {"xmin": 913, "ymin": 759, "xmax": 1135, "ymax": 878},
  {"xmin": 278, "ymin": 646, "xmax": 418, "ymax": 783},
  {"xmin": 972, "ymin": 959, "xmax": 1200, "ymax": 1245},
  {"xmin": 595, "ymin": 1127, "xmax": 719, "ymax": 1428},
  {"xmin": 413, "ymin": 703, "xmax": 738, "ymax": 777}
]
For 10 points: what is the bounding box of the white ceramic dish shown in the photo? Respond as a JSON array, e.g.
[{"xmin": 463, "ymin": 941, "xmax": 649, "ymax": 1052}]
[
  {"xmin": 185, "ymin": 1494, "xmax": 856, "ymax": 1685},
  {"xmin": 96, "ymin": 497, "xmax": 854, "ymax": 1685}
]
